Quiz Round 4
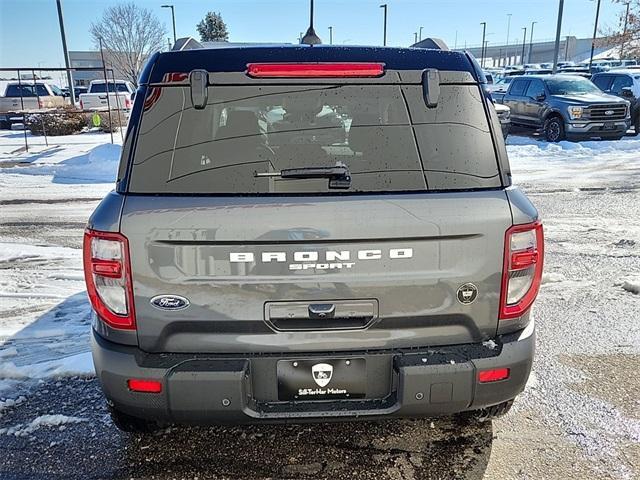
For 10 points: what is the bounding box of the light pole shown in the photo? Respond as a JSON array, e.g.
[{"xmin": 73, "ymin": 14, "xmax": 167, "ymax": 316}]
[
  {"xmin": 505, "ymin": 13, "xmax": 512, "ymax": 66},
  {"xmin": 55, "ymin": 0, "xmax": 74, "ymax": 104},
  {"xmin": 588, "ymin": 0, "xmax": 602, "ymax": 72},
  {"xmin": 161, "ymin": 5, "xmax": 176, "ymax": 44},
  {"xmin": 480, "ymin": 22, "xmax": 487, "ymax": 68},
  {"xmin": 380, "ymin": 4, "xmax": 388, "ymax": 46},
  {"xmin": 620, "ymin": 2, "xmax": 630, "ymax": 58},
  {"xmin": 419, "ymin": 26, "xmax": 423, "ymax": 42},
  {"xmin": 414, "ymin": 32, "xmax": 418, "ymax": 44},
  {"xmin": 528, "ymin": 21, "xmax": 537, "ymax": 63},
  {"xmin": 552, "ymin": 0, "xmax": 565, "ymax": 73},
  {"xmin": 484, "ymin": 40, "xmax": 490, "ymax": 67},
  {"xmin": 454, "ymin": 30, "xmax": 458, "ymax": 50},
  {"xmin": 521, "ymin": 27, "xmax": 527, "ymax": 64},
  {"xmin": 328, "ymin": 26, "xmax": 333, "ymax": 45}
]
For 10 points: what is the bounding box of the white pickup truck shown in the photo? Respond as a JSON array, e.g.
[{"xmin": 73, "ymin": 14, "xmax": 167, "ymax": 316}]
[{"xmin": 79, "ymin": 80, "xmax": 135, "ymax": 111}]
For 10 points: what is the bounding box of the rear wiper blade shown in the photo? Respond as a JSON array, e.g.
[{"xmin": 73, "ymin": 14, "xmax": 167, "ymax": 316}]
[{"xmin": 255, "ymin": 163, "xmax": 352, "ymax": 189}]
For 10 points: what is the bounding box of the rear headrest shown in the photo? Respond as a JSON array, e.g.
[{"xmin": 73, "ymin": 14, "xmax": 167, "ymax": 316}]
[{"xmin": 217, "ymin": 110, "xmax": 262, "ymax": 139}]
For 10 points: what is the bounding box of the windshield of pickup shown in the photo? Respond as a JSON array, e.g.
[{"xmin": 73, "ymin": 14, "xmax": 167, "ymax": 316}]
[
  {"xmin": 128, "ymin": 80, "xmax": 502, "ymax": 194},
  {"xmin": 545, "ymin": 77, "xmax": 601, "ymax": 95}
]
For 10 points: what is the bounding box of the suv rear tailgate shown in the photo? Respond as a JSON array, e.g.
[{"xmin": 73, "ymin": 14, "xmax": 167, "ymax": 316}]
[{"xmin": 121, "ymin": 191, "xmax": 511, "ymax": 353}]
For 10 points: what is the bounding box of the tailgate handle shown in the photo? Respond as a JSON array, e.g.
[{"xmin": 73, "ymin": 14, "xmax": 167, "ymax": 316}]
[{"xmin": 308, "ymin": 303, "xmax": 335, "ymax": 319}]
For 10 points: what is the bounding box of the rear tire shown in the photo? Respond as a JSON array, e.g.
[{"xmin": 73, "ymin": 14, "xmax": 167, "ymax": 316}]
[
  {"xmin": 633, "ymin": 114, "xmax": 640, "ymax": 137},
  {"xmin": 108, "ymin": 404, "xmax": 162, "ymax": 434},
  {"xmin": 543, "ymin": 115, "xmax": 566, "ymax": 142}
]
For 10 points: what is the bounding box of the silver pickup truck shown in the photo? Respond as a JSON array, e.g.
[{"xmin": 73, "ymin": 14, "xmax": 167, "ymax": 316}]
[
  {"xmin": 85, "ymin": 44, "xmax": 542, "ymax": 433},
  {"xmin": 0, "ymin": 81, "xmax": 66, "ymax": 129}
]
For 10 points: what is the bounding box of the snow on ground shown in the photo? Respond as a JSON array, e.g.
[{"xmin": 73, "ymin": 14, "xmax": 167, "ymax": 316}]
[
  {"xmin": 0, "ymin": 413, "xmax": 86, "ymax": 437},
  {"xmin": 0, "ymin": 130, "xmax": 120, "ymax": 396},
  {"xmin": 506, "ymin": 135, "xmax": 640, "ymax": 188}
]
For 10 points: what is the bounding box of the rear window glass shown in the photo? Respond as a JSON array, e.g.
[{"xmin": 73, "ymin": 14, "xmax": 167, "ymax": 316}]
[
  {"xmin": 128, "ymin": 81, "xmax": 501, "ymax": 194},
  {"xmin": 90, "ymin": 82, "xmax": 129, "ymax": 93}
]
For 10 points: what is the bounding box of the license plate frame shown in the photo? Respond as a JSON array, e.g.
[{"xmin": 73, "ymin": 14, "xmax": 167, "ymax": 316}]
[
  {"xmin": 277, "ymin": 358, "xmax": 366, "ymax": 401},
  {"xmin": 603, "ymin": 122, "xmax": 615, "ymax": 130}
]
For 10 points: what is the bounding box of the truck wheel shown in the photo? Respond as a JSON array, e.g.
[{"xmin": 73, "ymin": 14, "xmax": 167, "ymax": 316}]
[
  {"xmin": 633, "ymin": 115, "xmax": 640, "ymax": 137},
  {"xmin": 0, "ymin": 120, "xmax": 10, "ymax": 130},
  {"xmin": 543, "ymin": 116, "xmax": 565, "ymax": 142},
  {"xmin": 108, "ymin": 404, "xmax": 161, "ymax": 434}
]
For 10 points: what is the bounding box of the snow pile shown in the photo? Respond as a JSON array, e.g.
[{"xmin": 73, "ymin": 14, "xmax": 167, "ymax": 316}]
[
  {"xmin": 6, "ymin": 143, "xmax": 121, "ymax": 184},
  {"xmin": 0, "ymin": 414, "xmax": 85, "ymax": 436},
  {"xmin": 0, "ymin": 352, "xmax": 94, "ymax": 381}
]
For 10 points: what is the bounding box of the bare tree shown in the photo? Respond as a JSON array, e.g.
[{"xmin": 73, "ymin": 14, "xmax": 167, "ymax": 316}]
[
  {"xmin": 90, "ymin": 2, "xmax": 166, "ymax": 85},
  {"xmin": 599, "ymin": 0, "xmax": 640, "ymax": 58}
]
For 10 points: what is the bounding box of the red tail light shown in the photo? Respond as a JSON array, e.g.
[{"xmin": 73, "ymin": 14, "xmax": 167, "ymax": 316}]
[
  {"xmin": 127, "ymin": 379, "xmax": 162, "ymax": 393},
  {"xmin": 38, "ymin": 99, "xmax": 44, "ymax": 108},
  {"xmin": 83, "ymin": 229, "xmax": 136, "ymax": 330},
  {"xmin": 246, "ymin": 62, "xmax": 385, "ymax": 78},
  {"xmin": 499, "ymin": 221, "xmax": 544, "ymax": 320},
  {"xmin": 125, "ymin": 98, "xmax": 131, "ymax": 109}
]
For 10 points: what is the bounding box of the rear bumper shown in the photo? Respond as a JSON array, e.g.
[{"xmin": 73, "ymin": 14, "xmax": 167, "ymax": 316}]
[{"xmin": 91, "ymin": 323, "xmax": 535, "ymax": 424}]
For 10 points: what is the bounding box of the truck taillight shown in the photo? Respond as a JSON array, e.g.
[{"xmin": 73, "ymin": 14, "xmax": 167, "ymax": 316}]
[
  {"xmin": 83, "ymin": 229, "xmax": 136, "ymax": 330},
  {"xmin": 499, "ymin": 221, "xmax": 544, "ymax": 320},
  {"xmin": 38, "ymin": 100, "xmax": 44, "ymax": 108},
  {"xmin": 125, "ymin": 98, "xmax": 131, "ymax": 109}
]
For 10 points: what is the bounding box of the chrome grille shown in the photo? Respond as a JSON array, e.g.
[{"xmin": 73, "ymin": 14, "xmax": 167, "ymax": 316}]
[{"xmin": 586, "ymin": 104, "xmax": 627, "ymax": 121}]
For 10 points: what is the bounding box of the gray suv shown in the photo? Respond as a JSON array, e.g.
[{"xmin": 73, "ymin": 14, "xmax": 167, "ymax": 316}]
[{"xmin": 84, "ymin": 45, "xmax": 542, "ymax": 432}]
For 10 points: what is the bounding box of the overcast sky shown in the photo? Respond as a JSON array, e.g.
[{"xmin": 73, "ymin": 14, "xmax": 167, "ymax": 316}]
[{"xmin": 0, "ymin": 0, "xmax": 625, "ymax": 68}]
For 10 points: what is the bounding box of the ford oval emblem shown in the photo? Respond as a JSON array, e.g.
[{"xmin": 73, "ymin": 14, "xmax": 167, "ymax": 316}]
[
  {"xmin": 605, "ymin": 109, "xmax": 615, "ymax": 116},
  {"xmin": 150, "ymin": 295, "xmax": 190, "ymax": 311}
]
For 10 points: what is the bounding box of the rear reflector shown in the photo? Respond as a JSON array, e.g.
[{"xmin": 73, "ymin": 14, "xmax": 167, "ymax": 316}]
[
  {"xmin": 246, "ymin": 62, "xmax": 385, "ymax": 78},
  {"xmin": 127, "ymin": 379, "xmax": 162, "ymax": 393},
  {"xmin": 478, "ymin": 368, "xmax": 510, "ymax": 383}
]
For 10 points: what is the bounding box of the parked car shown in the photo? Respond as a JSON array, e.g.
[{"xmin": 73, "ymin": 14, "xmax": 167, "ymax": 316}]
[
  {"xmin": 488, "ymin": 75, "xmax": 516, "ymax": 93},
  {"xmin": 0, "ymin": 81, "xmax": 66, "ymax": 129},
  {"xmin": 523, "ymin": 69, "xmax": 552, "ymax": 76},
  {"xmin": 73, "ymin": 86, "xmax": 88, "ymax": 103},
  {"xmin": 558, "ymin": 67, "xmax": 591, "ymax": 78},
  {"xmin": 556, "ymin": 61, "xmax": 576, "ymax": 69},
  {"xmin": 86, "ymin": 44, "xmax": 541, "ymax": 433},
  {"xmin": 493, "ymin": 74, "xmax": 630, "ymax": 142},
  {"xmin": 493, "ymin": 102, "xmax": 511, "ymax": 138},
  {"xmin": 592, "ymin": 70, "xmax": 640, "ymax": 135},
  {"xmin": 79, "ymin": 80, "xmax": 135, "ymax": 111}
]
